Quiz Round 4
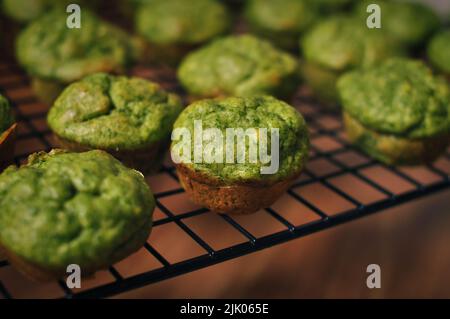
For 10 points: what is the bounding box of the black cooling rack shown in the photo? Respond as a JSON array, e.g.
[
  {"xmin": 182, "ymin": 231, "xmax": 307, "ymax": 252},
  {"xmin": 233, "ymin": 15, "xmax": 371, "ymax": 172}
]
[{"xmin": 0, "ymin": 58, "xmax": 449, "ymax": 299}]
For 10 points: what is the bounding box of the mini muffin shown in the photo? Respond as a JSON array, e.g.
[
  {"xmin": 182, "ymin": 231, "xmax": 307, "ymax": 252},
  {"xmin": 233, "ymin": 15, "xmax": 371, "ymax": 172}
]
[
  {"xmin": 354, "ymin": 0, "xmax": 440, "ymax": 49},
  {"xmin": 0, "ymin": 149, "xmax": 155, "ymax": 281},
  {"xmin": 16, "ymin": 9, "xmax": 143, "ymax": 105},
  {"xmin": 135, "ymin": 0, "xmax": 231, "ymax": 65},
  {"xmin": 428, "ymin": 29, "xmax": 450, "ymax": 77},
  {"xmin": 1, "ymin": 0, "xmax": 49, "ymax": 54},
  {"xmin": 171, "ymin": 96, "xmax": 309, "ymax": 215},
  {"xmin": 243, "ymin": 0, "xmax": 320, "ymax": 50},
  {"xmin": 178, "ymin": 35, "xmax": 299, "ymax": 100},
  {"xmin": 2, "ymin": 0, "xmax": 48, "ymax": 23},
  {"xmin": 0, "ymin": 94, "xmax": 16, "ymax": 170},
  {"xmin": 47, "ymin": 73, "xmax": 183, "ymax": 174},
  {"xmin": 1, "ymin": 0, "xmax": 99, "ymax": 58},
  {"xmin": 0, "ymin": 0, "xmax": 53, "ymax": 58},
  {"xmin": 1, "ymin": 0, "xmax": 96, "ymax": 23},
  {"xmin": 338, "ymin": 58, "xmax": 450, "ymax": 165},
  {"xmin": 300, "ymin": 15, "xmax": 402, "ymax": 107}
]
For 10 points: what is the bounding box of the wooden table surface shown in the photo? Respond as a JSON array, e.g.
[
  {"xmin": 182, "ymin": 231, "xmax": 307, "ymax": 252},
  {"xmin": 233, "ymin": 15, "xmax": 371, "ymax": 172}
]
[{"xmin": 112, "ymin": 188, "xmax": 450, "ymax": 299}]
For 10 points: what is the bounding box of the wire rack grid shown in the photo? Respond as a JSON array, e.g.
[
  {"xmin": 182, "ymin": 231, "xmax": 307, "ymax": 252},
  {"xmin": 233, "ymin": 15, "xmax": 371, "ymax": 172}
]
[{"xmin": 0, "ymin": 58, "xmax": 449, "ymax": 299}]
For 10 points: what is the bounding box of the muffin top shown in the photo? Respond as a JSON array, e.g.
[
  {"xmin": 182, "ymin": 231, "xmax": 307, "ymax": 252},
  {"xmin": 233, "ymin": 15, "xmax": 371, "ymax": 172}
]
[
  {"xmin": 0, "ymin": 150, "xmax": 154, "ymax": 269},
  {"xmin": 428, "ymin": 29, "xmax": 450, "ymax": 74},
  {"xmin": 354, "ymin": 0, "xmax": 440, "ymax": 47},
  {"xmin": 48, "ymin": 73, "xmax": 183, "ymax": 150},
  {"xmin": 16, "ymin": 10, "xmax": 141, "ymax": 83},
  {"xmin": 301, "ymin": 16, "xmax": 402, "ymax": 72},
  {"xmin": 178, "ymin": 35, "xmax": 299, "ymax": 98},
  {"xmin": 338, "ymin": 58, "xmax": 450, "ymax": 138},
  {"xmin": 171, "ymin": 96, "xmax": 309, "ymax": 184},
  {"xmin": 244, "ymin": 0, "xmax": 320, "ymax": 36},
  {"xmin": 135, "ymin": 0, "xmax": 230, "ymax": 45},
  {"xmin": 0, "ymin": 95, "xmax": 14, "ymax": 135}
]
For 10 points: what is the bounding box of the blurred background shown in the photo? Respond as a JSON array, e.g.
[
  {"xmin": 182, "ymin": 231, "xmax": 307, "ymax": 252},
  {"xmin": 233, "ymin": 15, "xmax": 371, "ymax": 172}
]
[
  {"xmin": 0, "ymin": 0, "xmax": 449, "ymax": 299},
  {"xmin": 111, "ymin": 0, "xmax": 450, "ymax": 298}
]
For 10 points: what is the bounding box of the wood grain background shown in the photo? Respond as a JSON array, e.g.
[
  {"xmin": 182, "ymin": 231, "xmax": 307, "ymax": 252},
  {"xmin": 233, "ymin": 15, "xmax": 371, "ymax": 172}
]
[{"xmin": 113, "ymin": 188, "xmax": 450, "ymax": 299}]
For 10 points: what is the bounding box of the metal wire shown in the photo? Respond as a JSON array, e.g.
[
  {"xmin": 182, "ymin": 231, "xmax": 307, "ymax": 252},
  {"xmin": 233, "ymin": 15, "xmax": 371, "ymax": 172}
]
[{"xmin": 0, "ymin": 59, "xmax": 448, "ymax": 299}]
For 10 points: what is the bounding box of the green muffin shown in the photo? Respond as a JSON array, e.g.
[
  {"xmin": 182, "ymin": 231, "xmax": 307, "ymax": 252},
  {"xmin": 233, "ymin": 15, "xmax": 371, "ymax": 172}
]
[
  {"xmin": 135, "ymin": 0, "xmax": 231, "ymax": 65},
  {"xmin": 1, "ymin": 0, "xmax": 100, "ymax": 57},
  {"xmin": 2, "ymin": 0, "xmax": 49, "ymax": 23},
  {"xmin": 338, "ymin": 58, "xmax": 450, "ymax": 165},
  {"xmin": 1, "ymin": 0, "xmax": 96, "ymax": 23},
  {"xmin": 0, "ymin": 149, "xmax": 155, "ymax": 281},
  {"xmin": 300, "ymin": 15, "xmax": 402, "ymax": 107},
  {"xmin": 428, "ymin": 29, "xmax": 450, "ymax": 76},
  {"xmin": 178, "ymin": 35, "xmax": 300, "ymax": 100},
  {"xmin": 354, "ymin": 0, "xmax": 440, "ymax": 48},
  {"xmin": 1, "ymin": 0, "xmax": 51, "ymax": 55},
  {"xmin": 47, "ymin": 73, "xmax": 183, "ymax": 174},
  {"xmin": 16, "ymin": 9, "xmax": 143, "ymax": 105},
  {"xmin": 171, "ymin": 96, "xmax": 309, "ymax": 215},
  {"xmin": 0, "ymin": 94, "xmax": 16, "ymax": 170},
  {"xmin": 244, "ymin": 0, "xmax": 320, "ymax": 50}
]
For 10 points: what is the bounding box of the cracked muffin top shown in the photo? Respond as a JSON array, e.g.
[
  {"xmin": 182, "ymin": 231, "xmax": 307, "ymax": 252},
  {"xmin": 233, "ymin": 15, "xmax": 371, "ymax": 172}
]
[
  {"xmin": 428, "ymin": 29, "xmax": 450, "ymax": 74},
  {"xmin": 177, "ymin": 35, "xmax": 299, "ymax": 98},
  {"xmin": 301, "ymin": 15, "xmax": 402, "ymax": 72},
  {"xmin": 338, "ymin": 58, "xmax": 450, "ymax": 138},
  {"xmin": 16, "ymin": 9, "xmax": 142, "ymax": 83},
  {"xmin": 47, "ymin": 73, "xmax": 183, "ymax": 150},
  {"xmin": 135, "ymin": 0, "xmax": 230, "ymax": 45},
  {"xmin": 0, "ymin": 94, "xmax": 14, "ymax": 135},
  {"xmin": 171, "ymin": 96, "xmax": 309, "ymax": 184},
  {"xmin": 0, "ymin": 150, "xmax": 154, "ymax": 269}
]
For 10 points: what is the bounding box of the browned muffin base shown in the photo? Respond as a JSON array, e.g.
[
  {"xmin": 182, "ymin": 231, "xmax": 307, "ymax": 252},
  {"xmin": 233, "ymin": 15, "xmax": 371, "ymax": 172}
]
[
  {"xmin": 31, "ymin": 77, "xmax": 66, "ymax": 106},
  {"xmin": 0, "ymin": 123, "xmax": 17, "ymax": 171},
  {"xmin": 0, "ymin": 243, "xmax": 60, "ymax": 282},
  {"xmin": 344, "ymin": 112, "xmax": 450, "ymax": 165},
  {"xmin": 0, "ymin": 225, "xmax": 152, "ymax": 282},
  {"xmin": 185, "ymin": 75, "xmax": 300, "ymax": 104},
  {"xmin": 176, "ymin": 164, "xmax": 299, "ymax": 215},
  {"xmin": 53, "ymin": 134, "xmax": 167, "ymax": 175},
  {"xmin": 0, "ymin": 246, "xmax": 119, "ymax": 282},
  {"xmin": 0, "ymin": 243, "xmax": 112, "ymax": 282},
  {"xmin": 140, "ymin": 40, "xmax": 195, "ymax": 67}
]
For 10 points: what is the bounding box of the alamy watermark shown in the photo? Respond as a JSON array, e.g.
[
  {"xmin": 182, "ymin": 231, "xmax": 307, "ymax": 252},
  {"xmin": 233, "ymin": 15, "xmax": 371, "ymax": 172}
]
[
  {"xmin": 366, "ymin": 4, "xmax": 381, "ymax": 29},
  {"xmin": 66, "ymin": 264, "xmax": 81, "ymax": 289},
  {"xmin": 366, "ymin": 264, "xmax": 381, "ymax": 289},
  {"xmin": 66, "ymin": 3, "xmax": 81, "ymax": 29},
  {"xmin": 171, "ymin": 120, "xmax": 280, "ymax": 175}
]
